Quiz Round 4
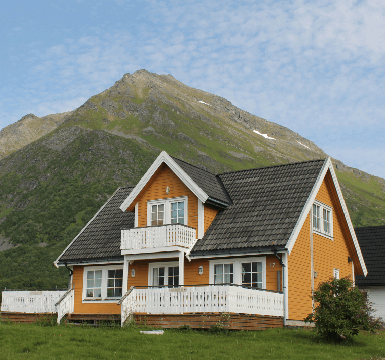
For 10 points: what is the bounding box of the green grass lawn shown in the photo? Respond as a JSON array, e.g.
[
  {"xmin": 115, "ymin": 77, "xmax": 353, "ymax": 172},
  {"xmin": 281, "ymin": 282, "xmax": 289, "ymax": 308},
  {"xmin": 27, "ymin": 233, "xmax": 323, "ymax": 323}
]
[{"xmin": 0, "ymin": 322, "xmax": 384, "ymax": 360}]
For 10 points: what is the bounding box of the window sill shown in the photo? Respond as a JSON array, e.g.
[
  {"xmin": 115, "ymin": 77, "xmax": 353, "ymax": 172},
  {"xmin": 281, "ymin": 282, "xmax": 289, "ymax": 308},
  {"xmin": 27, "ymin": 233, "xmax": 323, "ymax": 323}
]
[
  {"xmin": 313, "ymin": 229, "xmax": 334, "ymax": 241},
  {"xmin": 82, "ymin": 298, "xmax": 121, "ymax": 303}
]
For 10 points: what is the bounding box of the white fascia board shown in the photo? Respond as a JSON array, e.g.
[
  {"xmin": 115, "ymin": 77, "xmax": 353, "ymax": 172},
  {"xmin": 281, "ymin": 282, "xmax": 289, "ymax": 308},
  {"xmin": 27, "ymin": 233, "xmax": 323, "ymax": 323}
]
[
  {"xmin": 54, "ymin": 188, "xmax": 123, "ymax": 268},
  {"xmin": 328, "ymin": 159, "xmax": 367, "ymax": 276},
  {"xmin": 189, "ymin": 250, "xmax": 284, "ymax": 259},
  {"xmin": 285, "ymin": 158, "xmax": 367, "ymax": 276},
  {"xmin": 119, "ymin": 151, "xmax": 209, "ymax": 212},
  {"xmin": 63, "ymin": 260, "xmax": 124, "ymax": 267}
]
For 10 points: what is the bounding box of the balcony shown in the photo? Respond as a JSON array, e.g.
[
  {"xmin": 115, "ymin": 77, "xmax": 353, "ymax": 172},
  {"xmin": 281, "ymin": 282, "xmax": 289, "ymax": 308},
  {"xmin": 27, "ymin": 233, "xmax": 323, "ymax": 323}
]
[{"xmin": 121, "ymin": 224, "xmax": 197, "ymax": 254}]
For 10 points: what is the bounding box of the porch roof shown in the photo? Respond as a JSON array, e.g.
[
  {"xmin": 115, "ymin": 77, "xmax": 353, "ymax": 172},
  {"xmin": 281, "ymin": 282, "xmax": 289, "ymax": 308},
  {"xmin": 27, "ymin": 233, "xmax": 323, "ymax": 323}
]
[{"xmin": 56, "ymin": 187, "xmax": 134, "ymax": 264}]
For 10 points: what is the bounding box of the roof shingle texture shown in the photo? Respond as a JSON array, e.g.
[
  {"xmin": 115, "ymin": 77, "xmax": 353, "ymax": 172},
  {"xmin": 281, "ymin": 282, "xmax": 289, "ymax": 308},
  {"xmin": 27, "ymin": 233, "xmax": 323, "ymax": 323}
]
[
  {"xmin": 355, "ymin": 225, "xmax": 385, "ymax": 287},
  {"xmin": 171, "ymin": 156, "xmax": 229, "ymax": 205},
  {"xmin": 58, "ymin": 187, "xmax": 134, "ymax": 263},
  {"xmin": 190, "ymin": 159, "xmax": 326, "ymax": 256}
]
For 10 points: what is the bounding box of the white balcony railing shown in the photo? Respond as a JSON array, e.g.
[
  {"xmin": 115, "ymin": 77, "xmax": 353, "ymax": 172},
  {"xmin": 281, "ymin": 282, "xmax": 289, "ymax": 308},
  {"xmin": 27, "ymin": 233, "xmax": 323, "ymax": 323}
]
[
  {"xmin": 121, "ymin": 224, "xmax": 196, "ymax": 252},
  {"xmin": 120, "ymin": 285, "xmax": 284, "ymax": 324},
  {"xmin": 56, "ymin": 289, "xmax": 74, "ymax": 324},
  {"xmin": 1, "ymin": 290, "xmax": 68, "ymax": 313}
]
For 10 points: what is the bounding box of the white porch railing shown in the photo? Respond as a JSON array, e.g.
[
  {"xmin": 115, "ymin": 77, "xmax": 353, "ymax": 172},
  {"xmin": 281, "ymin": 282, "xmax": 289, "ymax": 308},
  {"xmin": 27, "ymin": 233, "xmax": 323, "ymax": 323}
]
[
  {"xmin": 121, "ymin": 224, "xmax": 196, "ymax": 251},
  {"xmin": 56, "ymin": 289, "xmax": 74, "ymax": 324},
  {"xmin": 1, "ymin": 290, "xmax": 67, "ymax": 313},
  {"xmin": 120, "ymin": 285, "xmax": 283, "ymax": 325}
]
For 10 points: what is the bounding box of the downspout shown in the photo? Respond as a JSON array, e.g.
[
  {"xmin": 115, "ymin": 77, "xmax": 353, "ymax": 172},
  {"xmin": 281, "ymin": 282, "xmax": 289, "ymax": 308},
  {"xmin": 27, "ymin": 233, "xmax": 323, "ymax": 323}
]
[
  {"xmin": 64, "ymin": 263, "xmax": 73, "ymax": 290},
  {"xmin": 274, "ymin": 252, "xmax": 287, "ymax": 327}
]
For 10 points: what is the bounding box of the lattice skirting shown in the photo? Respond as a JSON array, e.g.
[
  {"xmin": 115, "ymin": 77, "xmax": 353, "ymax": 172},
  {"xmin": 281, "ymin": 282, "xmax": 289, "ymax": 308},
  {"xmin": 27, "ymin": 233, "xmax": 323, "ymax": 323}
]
[{"xmin": 133, "ymin": 313, "xmax": 284, "ymax": 330}]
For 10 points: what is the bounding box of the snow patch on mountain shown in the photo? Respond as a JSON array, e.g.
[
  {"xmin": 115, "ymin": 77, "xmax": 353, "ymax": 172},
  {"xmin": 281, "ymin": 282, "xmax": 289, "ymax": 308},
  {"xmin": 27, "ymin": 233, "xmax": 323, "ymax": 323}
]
[{"xmin": 253, "ymin": 130, "xmax": 276, "ymax": 140}]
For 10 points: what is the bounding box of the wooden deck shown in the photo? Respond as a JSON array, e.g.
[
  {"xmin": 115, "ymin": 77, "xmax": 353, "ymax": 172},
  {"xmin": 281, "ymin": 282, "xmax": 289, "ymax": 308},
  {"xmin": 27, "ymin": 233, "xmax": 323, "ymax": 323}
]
[{"xmin": 133, "ymin": 313, "xmax": 284, "ymax": 330}]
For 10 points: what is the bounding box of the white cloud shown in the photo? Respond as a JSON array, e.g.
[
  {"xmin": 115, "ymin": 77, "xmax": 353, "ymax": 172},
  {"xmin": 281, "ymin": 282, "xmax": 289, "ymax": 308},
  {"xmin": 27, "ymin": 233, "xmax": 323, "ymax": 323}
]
[{"xmin": 1, "ymin": 0, "xmax": 384, "ymax": 179}]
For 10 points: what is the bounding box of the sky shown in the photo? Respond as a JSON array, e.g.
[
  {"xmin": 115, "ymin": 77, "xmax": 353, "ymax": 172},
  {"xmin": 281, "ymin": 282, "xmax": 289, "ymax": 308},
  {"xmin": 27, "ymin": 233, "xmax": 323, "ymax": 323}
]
[{"xmin": 1, "ymin": 0, "xmax": 384, "ymax": 178}]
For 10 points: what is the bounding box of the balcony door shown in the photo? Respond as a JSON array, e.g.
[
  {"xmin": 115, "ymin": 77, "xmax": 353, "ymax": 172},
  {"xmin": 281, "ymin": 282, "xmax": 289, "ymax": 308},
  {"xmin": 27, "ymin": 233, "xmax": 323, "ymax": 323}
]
[{"xmin": 149, "ymin": 261, "xmax": 179, "ymax": 288}]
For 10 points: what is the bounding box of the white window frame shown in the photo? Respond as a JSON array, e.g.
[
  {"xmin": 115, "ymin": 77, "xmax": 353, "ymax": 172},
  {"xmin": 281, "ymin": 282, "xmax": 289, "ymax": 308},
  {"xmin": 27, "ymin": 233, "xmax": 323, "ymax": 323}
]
[
  {"xmin": 148, "ymin": 261, "xmax": 179, "ymax": 287},
  {"xmin": 209, "ymin": 257, "xmax": 266, "ymax": 289},
  {"xmin": 82, "ymin": 265, "xmax": 123, "ymax": 302},
  {"xmin": 147, "ymin": 196, "xmax": 188, "ymax": 227},
  {"xmin": 333, "ymin": 268, "xmax": 340, "ymax": 279},
  {"xmin": 312, "ymin": 200, "xmax": 333, "ymax": 240}
]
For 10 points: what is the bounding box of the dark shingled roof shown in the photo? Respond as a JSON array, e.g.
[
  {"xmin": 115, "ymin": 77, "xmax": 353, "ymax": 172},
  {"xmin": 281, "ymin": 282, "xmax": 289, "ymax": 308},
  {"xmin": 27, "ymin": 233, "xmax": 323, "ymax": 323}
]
[
  {"xmin": 171, "ymin": 156, "xmax": 230, "ymax": 206},
  {"xmin": 190, "ymin": 159, "xmax": 326, "ymax": 256},
  {"xmin": 57, "ymin": 187, "xmax": 134, "ymax": 264},
  {"xmin": 355, "ymin": 225, "xmax": 385, "ymax": 287}
]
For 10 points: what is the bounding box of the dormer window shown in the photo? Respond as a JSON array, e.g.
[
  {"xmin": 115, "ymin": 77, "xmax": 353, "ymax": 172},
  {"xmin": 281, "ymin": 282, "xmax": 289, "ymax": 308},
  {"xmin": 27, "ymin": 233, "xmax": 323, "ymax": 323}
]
[
  {"xmin": 312, "ymin": 201, "xmax": 333, "ymax": 239},
  {"xmin": 147, "ymin": 196, "xmax": 188, "ymax": 226}
]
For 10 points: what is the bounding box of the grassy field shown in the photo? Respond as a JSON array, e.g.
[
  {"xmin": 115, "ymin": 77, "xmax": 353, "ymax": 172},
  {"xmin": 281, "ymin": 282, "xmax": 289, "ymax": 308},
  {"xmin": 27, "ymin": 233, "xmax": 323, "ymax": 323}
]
[{"xmin": 0, "ymin": 322, "xmax": 384, "ymax": 360}]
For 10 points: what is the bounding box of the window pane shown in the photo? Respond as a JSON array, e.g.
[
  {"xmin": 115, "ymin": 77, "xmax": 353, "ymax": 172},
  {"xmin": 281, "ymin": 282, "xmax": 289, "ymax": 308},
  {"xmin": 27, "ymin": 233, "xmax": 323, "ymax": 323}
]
[
  {"xmin": 95, "ymin": 279, "xmax": 102, "ymax": 288},
  {"xmin": 95, "ymin": 270, "xmax": 102, "ymax": 279},
  {"xmin": 214, "ymin": 274, "xmax": 223, "ymax": 284},
  {"xmin": 95, "ymin": 289, "xmax": 102, "ymax": 298},
  {"xmin": 171, "ymin": 203, "xmax": 177, "ymax": 210},
  {"xmin": 87, "ymin": 279, "xmax": 94, "ymax": 288},
  {"xmin": 87, "ymin": 271, "xmax": 94, "ymax": 280},
  {"xmin": 107, "ymin": 279, "xmax": 114, "ymax": 287},
  {"xmin": 158, "ymin": 204, "xmax": 164, "ymax": 212},
  {"xmin": 116, "ymin": 270, "xmax": 123, "ymax": 278},
  {"xmin": 107, "ymin": 288, "xmax": 114, "ymax": 297}
]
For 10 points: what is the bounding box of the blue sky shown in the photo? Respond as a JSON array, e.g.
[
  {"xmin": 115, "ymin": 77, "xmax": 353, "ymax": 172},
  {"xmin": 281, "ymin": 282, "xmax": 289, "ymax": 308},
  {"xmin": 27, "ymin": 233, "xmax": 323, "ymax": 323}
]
[{"xmin": 1, "ymin": 0, "xmax": 384, "ymax": 178}]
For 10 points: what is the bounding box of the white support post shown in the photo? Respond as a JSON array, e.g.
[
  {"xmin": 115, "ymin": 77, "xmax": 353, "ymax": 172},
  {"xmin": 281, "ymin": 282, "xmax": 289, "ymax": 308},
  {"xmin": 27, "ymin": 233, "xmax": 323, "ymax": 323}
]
[
  {"xmin": 282, "ymin": 253, "xmax": 289, "ymax": 324},
  {"xmin": 197, "ymin": 199, "xmax": 204, "ymax": 239},
  {"xmin": 123, "ymin": 256, "xmax": 129, "ymax": 295},
  {"xmin": 179, "ymin": 252, "xmax": 185, "ymax": 286}
]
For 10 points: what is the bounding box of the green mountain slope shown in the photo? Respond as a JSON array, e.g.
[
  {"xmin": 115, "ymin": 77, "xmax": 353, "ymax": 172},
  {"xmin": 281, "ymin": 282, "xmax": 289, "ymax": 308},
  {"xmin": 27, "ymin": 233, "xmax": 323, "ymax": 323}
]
[{"xmin": 0, "ymin": 69, "xmax": 384, "ymax": 290}]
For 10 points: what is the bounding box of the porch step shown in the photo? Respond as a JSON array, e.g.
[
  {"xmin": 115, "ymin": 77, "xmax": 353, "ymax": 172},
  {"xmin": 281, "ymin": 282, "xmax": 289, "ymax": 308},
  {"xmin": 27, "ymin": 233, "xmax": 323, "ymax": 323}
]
[
  {"xmin": 66, "ymin": 313, "xmax": 121, "ymax": 326},
  {"xmin": 1, "ymin": 312, "xmax": 56, "ymax": 324}
]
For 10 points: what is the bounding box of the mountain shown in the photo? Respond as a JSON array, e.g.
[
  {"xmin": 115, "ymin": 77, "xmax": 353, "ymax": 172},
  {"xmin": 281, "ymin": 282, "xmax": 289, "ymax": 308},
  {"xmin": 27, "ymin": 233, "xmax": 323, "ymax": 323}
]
[
  {"xmin": 0, "ymin": 69, "xmax": 384, "ymax": 291},
  {"xmin": 0, "ymin": 111, "xmax": 71, "ymax": 159}
]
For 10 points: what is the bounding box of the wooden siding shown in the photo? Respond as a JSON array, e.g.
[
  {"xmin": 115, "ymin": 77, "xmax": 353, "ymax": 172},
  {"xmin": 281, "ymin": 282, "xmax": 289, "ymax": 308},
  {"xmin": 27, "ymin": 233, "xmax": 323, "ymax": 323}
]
[
  {"xmin": 133, "ymin": 313, "xmax": 283, "ymax": 330},
  {"xmin": 204, "ymin": 204, "xmax": 219, "ymax": 233},
  {"xmin": 72, "ymin": 265, "xmax": 120, "ymax": 314},
  {"xmin": 266, "ymin": 255, "xmax": 283, "ymax": 291},
  {"xmin": 128, "ymin": 260, "xmax": 150, "ymax": 287},
  {"xmin": 184, "ymin": 259, "xmax": 210, "ymax": 285},
  {"xmin": 287, "ymin": 170, "xmax": 360, "ymax": 321},
  {"xmin": 287, "ymin": 214, "xmax": 313, "ymax": 321},
  {"xmin": 313, "ymin": 170, "xmax": 355, "ymax": 289},
  {"xmin": 135, "ymin": 163, "xmax": 199, "ymax": 236}
]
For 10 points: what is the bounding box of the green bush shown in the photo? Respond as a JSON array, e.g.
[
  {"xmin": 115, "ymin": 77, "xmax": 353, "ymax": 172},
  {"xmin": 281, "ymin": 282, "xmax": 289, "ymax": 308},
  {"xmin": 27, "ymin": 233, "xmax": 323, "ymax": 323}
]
[{"xmin": 305, "ymin": 277, "xmax": 381, "ymax": 340}]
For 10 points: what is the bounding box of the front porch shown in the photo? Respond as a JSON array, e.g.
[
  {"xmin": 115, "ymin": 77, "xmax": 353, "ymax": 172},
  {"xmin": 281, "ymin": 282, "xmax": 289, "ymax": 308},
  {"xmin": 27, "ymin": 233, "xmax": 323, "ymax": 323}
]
[{"xmin": 1, "ymin": 286, "xmax": 283, "ymax": 329}]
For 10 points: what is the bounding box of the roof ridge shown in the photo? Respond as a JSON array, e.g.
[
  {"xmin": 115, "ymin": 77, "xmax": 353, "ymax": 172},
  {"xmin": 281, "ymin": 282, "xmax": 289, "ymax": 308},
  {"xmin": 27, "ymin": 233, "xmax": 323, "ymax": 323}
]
[
  {"xmin": 217, "ymin": 158, "xmax": 326, "ymax": 176},
  {"xmin": 170, "ymin": 155, "xmax": 217, "ymax": 176}
]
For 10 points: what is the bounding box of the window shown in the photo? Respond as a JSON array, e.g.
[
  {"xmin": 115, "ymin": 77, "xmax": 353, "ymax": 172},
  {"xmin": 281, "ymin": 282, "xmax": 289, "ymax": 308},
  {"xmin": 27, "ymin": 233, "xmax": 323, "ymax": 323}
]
[
  {"xmin": 147, "ymin": 197, "xmax": 187, "ymax": 226},
  {"xmin": 210, "ymin": 257, "xmax": 266, "ymax": 289},
  {"xmin": 242, "ymin": 262, "xmax": 263, "ymax": 289},
  {"xmin": 312, "ymin": 201, "xmax": 333, "ymax": 238},
  {"xmin": 171, "ymin": 201, "xmax": 184, "ymax": 224},
  {"xmin": 333, "ymin": 268, "xmax": 340, "ymax": 279},
  {"xmin": 149, "ymin": 262, "xmax": 179, "ymax": 287},
  {"xmin": 86, "ymin": 270, "xmax": 102, "ymax": 297},
  {"xmin": 214, "ymin": 263, "xmax": 233, "ymax": 284},
  {"xmin": 107, "ymin": 269, "xmax": 123, "ymax": 297},
  {"xmin": 151, "ymin": 204, "xmax": 164, "ymax": 226},
  {"xmin": 83, "ymin": 266, "xmax": 123, "ymax": 301}
]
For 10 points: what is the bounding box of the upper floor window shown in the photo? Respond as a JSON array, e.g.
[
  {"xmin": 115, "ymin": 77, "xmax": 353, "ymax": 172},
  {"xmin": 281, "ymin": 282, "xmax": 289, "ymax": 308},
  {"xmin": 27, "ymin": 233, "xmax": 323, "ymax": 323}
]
[
  {"xmin": 147, "ymin": 197, "xmax": 187, "ymax": 226},
  {"xmin": 312, "ymin": 201, "xmax": 333, "ymax": 238}
]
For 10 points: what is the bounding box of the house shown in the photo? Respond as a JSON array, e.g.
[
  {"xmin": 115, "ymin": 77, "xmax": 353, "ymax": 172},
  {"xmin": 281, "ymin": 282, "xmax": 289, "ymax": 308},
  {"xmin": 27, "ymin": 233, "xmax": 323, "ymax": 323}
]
[
  {"xmin": 1, "ymin": 151, "xmax": 367, "ymax": 329},
  {"xmin": 355, "ymin": 225, "xmax": 385, "ymax": 321}
]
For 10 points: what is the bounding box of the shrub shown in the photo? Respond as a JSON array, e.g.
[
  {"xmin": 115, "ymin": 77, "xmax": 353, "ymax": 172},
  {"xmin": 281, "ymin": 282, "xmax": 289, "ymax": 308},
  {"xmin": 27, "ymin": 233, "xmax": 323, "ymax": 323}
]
[{"xmin": 305, "ymin": 277, "xmax": 381, "ymax": 340}]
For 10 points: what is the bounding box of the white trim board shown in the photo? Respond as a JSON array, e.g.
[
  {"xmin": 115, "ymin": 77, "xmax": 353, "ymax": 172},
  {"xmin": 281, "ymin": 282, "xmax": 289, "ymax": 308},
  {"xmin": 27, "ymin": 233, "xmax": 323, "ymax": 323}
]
[
  {"xmin": 285, "ymin": 157, "xmax": 367, "ymax": 275},
  {"xmin": 119, "ymin": 151, "xmax": 209, "ymax": 212}
]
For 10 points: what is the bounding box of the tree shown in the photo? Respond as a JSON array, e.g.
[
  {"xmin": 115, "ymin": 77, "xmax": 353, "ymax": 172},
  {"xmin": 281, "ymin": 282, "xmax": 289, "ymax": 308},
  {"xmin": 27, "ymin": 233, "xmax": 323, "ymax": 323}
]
[{"xmin": 305, "ymin": 277, "xmax": 381, "ymax": 340}]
